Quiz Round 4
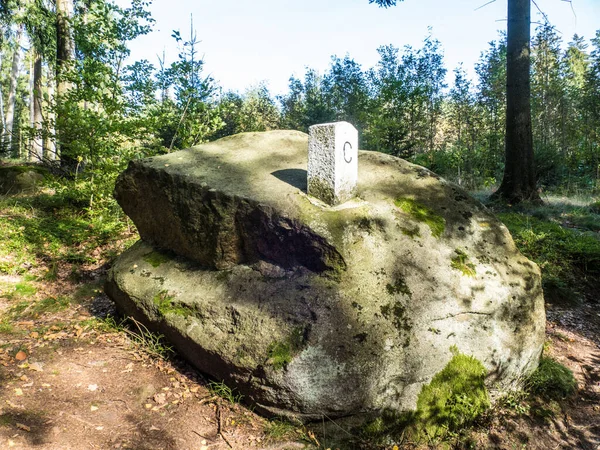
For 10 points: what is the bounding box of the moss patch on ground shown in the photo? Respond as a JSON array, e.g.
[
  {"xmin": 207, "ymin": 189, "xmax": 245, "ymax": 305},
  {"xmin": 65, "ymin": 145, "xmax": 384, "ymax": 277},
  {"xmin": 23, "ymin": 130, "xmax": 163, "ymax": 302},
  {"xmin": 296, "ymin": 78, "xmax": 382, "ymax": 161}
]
[{"xmin": 394, "ymin": 197, "xmax": 445, "ymax": 238}]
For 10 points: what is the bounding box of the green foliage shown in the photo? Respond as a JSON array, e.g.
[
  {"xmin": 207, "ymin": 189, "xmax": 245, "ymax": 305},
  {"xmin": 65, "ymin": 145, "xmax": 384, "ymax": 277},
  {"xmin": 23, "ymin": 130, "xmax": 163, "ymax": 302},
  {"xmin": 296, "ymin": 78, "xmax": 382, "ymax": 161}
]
[
  {"xmin": 121, "ymin": 317, "xmax": 174, "ymax": 359},
  {"xmin": 263, "ymin": 419, "xmax": 298, "ymax": 441},
  {"xmin": 394, "ymin": 197, "xmax": 445, "ymax": 238},
  {"xmin": 208, "ymin": 380, "xmax": 243, "ymax": 404},
  {"xmin": 450, "ymin": 249, "xmax": 477, "ymax": 277},
  {"xmin": 526, "ymin": 357, "xmax": 577, "ymax": 400},
  {"xmin": 0, "ymin": 173, "xmax": 129, "ymax": 276},
  {"xmin": 498, "ymin": 211, "xmax": 600, "ymax": 302}
]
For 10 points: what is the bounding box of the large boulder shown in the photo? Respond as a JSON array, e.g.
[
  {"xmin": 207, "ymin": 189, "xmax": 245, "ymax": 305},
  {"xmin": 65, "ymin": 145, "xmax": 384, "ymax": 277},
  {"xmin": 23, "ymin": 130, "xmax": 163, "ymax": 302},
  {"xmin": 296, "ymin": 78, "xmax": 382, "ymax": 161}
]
[
  {"xmin": 0, "ymin": 165, "xmax": 47, "ymax": 195},
  {"xmin": 106, "ymin": 130, "xmax": 545, "ymax": 421}
]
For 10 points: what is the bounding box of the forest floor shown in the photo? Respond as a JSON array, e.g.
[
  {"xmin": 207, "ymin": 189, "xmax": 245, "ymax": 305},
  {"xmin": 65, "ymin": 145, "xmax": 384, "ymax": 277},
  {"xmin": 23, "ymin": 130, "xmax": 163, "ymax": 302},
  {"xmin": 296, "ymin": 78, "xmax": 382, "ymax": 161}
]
[{"xmin": 0, "ymin": 181, "xmax": 599, "ymax": 449}]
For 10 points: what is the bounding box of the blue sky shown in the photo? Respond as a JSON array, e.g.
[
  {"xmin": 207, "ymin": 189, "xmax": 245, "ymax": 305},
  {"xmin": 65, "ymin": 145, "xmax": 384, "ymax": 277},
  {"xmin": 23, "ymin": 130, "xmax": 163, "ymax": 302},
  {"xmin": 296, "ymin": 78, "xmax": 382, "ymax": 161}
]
[{"xmin": 122, "ymin": 0, "xmax": 600, "ymax": 96}]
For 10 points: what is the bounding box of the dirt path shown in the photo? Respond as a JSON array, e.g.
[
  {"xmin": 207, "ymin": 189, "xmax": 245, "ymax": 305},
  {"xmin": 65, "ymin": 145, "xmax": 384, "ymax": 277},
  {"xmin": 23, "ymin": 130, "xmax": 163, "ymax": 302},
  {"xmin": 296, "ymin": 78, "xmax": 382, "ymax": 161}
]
[
  {"xmin": 0, "ymin": 282, "xmax": 308, "ymax": 449},
  {"xmin": 2, "ymin": 272, "xmax": 599, "ymax": 450},
  {"xmin": 475, "ymin": 320, "xmax": 600, "ymax": 450}
]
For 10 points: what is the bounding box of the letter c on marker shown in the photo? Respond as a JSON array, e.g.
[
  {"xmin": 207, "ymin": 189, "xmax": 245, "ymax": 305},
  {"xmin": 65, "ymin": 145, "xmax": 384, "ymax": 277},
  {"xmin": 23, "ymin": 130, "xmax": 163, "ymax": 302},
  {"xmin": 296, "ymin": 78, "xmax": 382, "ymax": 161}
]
[{"xmin": 343, "ymin": 141, "xmax": 353, "ymax": 164}]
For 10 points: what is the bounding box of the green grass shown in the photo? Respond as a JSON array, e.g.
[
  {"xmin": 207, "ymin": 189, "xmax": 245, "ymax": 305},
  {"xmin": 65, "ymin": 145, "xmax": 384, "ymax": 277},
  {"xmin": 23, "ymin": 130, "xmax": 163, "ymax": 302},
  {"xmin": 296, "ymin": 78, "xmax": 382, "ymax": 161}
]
[
  {"xmin": 497, "ymin": 212, "xmax": 600, "ymax": 302},
  {"xmin": 8, "ymin": 282, "xmax": 37, "ymax": 299},
  {"xmin": 29, "ymin": 296, "xmax": 71, "ymax": 316},
  {"xmin": 0, "ymin": 171, "xmax": 130, "ymax": 276},
  {"xmin": 526, "ymin": 357, "xmax": 577, "ymax": 400},
  {"xmin": 121, "ymin": 317, "xmax": 174, "ymax": 358},
  {"xmin": 208, "ymin": 380, "xmax": 243, "ymax": 404},
  {"xmin": 0, "ymin": 320, "xmax": 15, "ymax": 334}
]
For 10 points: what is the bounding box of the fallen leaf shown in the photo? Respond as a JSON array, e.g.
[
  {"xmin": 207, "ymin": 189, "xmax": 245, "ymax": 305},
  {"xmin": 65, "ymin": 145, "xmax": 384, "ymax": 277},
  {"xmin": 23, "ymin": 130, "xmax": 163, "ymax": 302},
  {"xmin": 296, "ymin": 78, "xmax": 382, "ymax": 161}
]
[
  {"xmin": 14, "ymin": 388, "xmax": 23, "ymax": 396},
  {"xmin": 16, "ymin": 423, "xmax": 30, "ymax": 432},
  {"xmin": 28, "ymin": 362, "xmax": 43, "ymax": 372},
  {"xmin": 30, "ymin": 332, "xmax": 39, "ymax": 339},
  {"xmin": 90, "ymin": 405, "xmax": 98, "ymax": 412},
  {"xmin": 153, "ymin": 393, "xmax": 166, "ymax": 404},
  {"xmin": 15, "ymin": 351, "xmax": 27, "ymax": 361},
  {"xmin": 144, "ymin": 403, "xmax": 152, "ymax": 409}
]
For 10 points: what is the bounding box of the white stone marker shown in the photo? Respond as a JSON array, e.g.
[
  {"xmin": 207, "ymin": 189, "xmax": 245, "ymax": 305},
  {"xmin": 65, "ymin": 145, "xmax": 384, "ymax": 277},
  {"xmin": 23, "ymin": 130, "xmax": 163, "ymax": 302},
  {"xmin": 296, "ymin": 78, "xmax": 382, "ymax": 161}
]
[{"xmin": 307, "ymin": 121, "xmax": 358, "ymax": 206}]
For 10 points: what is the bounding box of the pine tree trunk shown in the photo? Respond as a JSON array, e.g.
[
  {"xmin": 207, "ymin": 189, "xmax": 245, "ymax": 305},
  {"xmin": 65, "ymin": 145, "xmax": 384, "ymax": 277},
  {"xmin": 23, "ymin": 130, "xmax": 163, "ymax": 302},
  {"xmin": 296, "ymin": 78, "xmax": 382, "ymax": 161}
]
[
  {"xmin": 3, "ymin": 25, "xmax": 24, "ymax": 156},
  {"xmin": 45, "ymin": 67, "xmax": 57, "ymax": 160},
  {"xmin": 30, "ymin": 52, "xmax": 44, "ymax": 162},
  {"xmin": 492, "ymin": 0, "xmax": 541, "ymax": 203},
  {"xmin": 0, "ymin": 55, "xmax": 6, "ymax": 134},
  {"xmin": 56, "ymin": 0, "xmax": 76, "ymax": 171}
]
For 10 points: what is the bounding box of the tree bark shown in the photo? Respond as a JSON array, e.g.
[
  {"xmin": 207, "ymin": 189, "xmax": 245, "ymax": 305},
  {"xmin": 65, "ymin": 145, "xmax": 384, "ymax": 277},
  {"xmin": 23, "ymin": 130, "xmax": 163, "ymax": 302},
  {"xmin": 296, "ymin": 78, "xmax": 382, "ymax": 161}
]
[
  {"xmin": 492, "ymin": 0, "xmax": 541, "ymax": 203},
  {"xmin": 0, "ymin": 55, "xmax": 6, "ymax": 134},
  {"xmin": 56, "ymin": 0, "xmax": 76, "ymax": 170},
  {"xmin": 3, "ymin": 25, "xmax": 24, "ymax": 156},
  {"xmin": 45, "ymin": 66, "xmax": 57, "ymax": 160},
  {"xmin": 30, "ymin": 52, "xmax": 44, "ymax": 162}
]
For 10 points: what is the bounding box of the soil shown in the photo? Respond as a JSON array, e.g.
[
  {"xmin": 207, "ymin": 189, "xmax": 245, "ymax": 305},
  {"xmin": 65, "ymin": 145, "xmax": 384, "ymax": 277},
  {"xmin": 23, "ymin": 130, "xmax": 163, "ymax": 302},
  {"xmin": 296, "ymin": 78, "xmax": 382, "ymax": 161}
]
[{"xmin": 1, "ymin": 237, "xmax": 599, "ymax": 449}]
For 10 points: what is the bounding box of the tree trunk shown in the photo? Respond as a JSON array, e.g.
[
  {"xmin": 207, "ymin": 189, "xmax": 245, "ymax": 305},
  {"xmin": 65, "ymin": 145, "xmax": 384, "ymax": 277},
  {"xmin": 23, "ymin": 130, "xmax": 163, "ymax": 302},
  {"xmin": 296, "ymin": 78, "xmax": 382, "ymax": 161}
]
[
  {"xmin": 0, "ymin": 55, "xmax": 6, "ymax": 134},
  {"xmin": 56, "ymin": 0, "xmax": 76, "ymax": 171},
  {"xmin": 45, "ymin": 66, "xmax": 57, "ymax": 160},
  {"xmin": 30, "ymin": 52, "xmax": 44, "ymax": 162},
  {"xmin": 491, "ymin": 0, "xmax": 541, "ymax": 203},
  {"xmin": 3, "ymin": 25, "xmax": 24, "ymax": 156}
]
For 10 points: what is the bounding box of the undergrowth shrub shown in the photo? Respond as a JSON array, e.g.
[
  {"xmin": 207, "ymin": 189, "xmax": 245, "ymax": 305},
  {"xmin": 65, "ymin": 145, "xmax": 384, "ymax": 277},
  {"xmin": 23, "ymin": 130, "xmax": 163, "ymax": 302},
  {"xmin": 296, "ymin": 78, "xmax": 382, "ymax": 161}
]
[
  {"xmin": 526, "ymin": 357, "xmax": 577, "ymax": 400},
  {"xmin": 497, "ymin": 212, "xmax": 600, "ymax": 302}
]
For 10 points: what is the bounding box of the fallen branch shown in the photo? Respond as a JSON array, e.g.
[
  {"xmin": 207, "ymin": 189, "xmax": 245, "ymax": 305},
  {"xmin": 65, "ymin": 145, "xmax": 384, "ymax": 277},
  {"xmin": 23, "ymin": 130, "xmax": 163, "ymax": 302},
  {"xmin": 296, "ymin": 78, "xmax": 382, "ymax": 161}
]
[{"xmin": 216, "ymin": 404, "xmax": 233, "ymax": 448}]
